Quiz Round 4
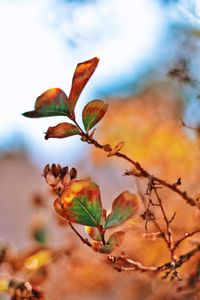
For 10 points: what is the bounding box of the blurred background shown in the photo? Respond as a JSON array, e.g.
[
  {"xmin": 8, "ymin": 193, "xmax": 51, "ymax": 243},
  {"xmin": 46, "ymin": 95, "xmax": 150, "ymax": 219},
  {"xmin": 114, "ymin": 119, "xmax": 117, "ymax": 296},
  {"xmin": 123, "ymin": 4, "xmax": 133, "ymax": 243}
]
[{"xmin": 1, "ymin": 0, "xmax": 200, "ymax": 299}]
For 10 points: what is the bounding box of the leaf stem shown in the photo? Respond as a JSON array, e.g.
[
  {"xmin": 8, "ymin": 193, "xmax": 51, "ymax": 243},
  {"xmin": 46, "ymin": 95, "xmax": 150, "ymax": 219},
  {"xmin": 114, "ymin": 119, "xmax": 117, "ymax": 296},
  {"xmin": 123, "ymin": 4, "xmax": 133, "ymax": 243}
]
[{"xmin": 67, "ymin": 221, "xmax": 92, "ymax": 247}]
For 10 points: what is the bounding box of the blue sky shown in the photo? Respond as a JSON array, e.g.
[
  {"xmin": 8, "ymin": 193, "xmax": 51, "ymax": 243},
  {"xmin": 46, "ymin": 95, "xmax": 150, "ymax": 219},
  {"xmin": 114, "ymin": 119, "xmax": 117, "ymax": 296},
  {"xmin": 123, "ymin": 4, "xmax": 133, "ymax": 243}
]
[{"xmin": 0, "ymin": 0, "xmax": 200, "ymax": 165}]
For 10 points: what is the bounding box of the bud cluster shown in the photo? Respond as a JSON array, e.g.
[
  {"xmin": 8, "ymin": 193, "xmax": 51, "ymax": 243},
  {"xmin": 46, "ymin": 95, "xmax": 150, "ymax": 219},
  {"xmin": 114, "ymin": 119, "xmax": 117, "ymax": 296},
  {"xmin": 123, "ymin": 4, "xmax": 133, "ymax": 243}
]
[
  {"xmin": 43, "ymin": 164, "xmax": 77, "ymax": 196},
  {"xmin": 8, "ymin": 280, "xmax": 44, "ymax": 300}
]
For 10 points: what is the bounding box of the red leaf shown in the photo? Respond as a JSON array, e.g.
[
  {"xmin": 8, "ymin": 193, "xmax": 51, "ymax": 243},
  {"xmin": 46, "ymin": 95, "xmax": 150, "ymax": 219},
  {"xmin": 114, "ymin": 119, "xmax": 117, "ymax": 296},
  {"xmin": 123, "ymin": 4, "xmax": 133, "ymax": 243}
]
[
  {"xmin": 60, "ymin": 179, "xmax": 102, "ymax": 226},
  {"xmin": 23, "ymin": 88, "xmax": 69, "ymax": 118},
  {"xmin": 82, "ymin": 99, "xmax": 108, "ymax": 132},
  {"xmin": 45, "ymin": 122, "xmax": 80, "ymax": 139},
  {"xmin": 68, "ymin": 57, "xmax": 99, "ymax": 115},
  {"xmin": 104, "ymin": 191, "xmax": 139, "ymax": 229}
]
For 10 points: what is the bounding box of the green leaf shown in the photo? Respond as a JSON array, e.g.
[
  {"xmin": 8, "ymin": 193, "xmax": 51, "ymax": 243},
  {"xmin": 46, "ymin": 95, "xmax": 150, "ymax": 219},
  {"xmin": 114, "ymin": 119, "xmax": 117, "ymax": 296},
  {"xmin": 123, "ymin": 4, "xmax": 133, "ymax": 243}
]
[
  {"xmin": 23, "ymin": 88, "xmax": 70, "ymax": 118},
  {"xmin": 45, "ymin": 122, "xmax": 80, "ymax": 139},
  {"xmin": 104, "ymin": 191, "xmax": 139, "ymax": 229},
  {"xmin": 33, "ymin": 228, "xmax": 47, "ymax": 245},
  {"xmin": 99, "ymin": 231, "xmax": 125, "ymax": 254},
  {"xmin": 60, "ymin": 179, "xmax": 102, "ymax": 226},
  {"xmin": 68, "ymin": 57, "xmax": 99, "ymax": 115},
  {"xmin": 85, "ymin": 209, "xmax": 107, "ymax": 241},
  {"xmin": 82, "ymin": 99, "xmax": 108, "ymax": 132}
]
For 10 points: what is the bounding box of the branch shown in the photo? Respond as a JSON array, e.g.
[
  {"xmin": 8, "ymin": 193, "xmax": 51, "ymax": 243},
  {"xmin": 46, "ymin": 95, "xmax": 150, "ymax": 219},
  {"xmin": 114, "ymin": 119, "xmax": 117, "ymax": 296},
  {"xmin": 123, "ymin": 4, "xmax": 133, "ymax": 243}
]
[
  {"xmin": 174, "ymin": 229, "xmax": 200, "ymax": 250},
  {"xmin": 67, "ymin": 221, "xmax": 92, "ymax": 247},
  {"xmin": 77, "ymin": 130, "xmax": 196, "ymax": 207},
  {"xmin": 153, "ymin": 188, "xmax": 176, "ymax": 261},
  {"xmin": 108, "ymin": 244, "xmax": 200, "ymax": 274}
]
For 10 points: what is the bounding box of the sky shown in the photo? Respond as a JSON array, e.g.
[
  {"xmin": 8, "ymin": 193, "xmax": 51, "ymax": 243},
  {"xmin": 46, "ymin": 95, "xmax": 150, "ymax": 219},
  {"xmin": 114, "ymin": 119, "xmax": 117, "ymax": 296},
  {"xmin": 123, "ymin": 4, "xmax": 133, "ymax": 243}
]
[{"xmin": 0, "ymin": 0, "xmax": 200, "ymax": 165}]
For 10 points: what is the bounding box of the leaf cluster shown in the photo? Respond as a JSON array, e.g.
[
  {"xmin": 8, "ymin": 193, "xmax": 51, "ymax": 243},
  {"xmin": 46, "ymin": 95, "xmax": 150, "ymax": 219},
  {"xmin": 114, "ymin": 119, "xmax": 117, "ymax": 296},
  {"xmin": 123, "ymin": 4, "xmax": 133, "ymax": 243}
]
[
  {"xmin": 23, "ymin": 57, "xmax": 108, "ymax": 138},
  {"xmin": 44, "ymin": 164, "xmax": 139, "ymax": 253}
]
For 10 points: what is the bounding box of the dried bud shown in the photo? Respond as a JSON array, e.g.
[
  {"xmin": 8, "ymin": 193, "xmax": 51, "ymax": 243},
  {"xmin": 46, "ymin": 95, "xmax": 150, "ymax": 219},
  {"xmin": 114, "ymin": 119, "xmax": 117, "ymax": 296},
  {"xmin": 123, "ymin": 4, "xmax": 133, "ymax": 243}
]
[
  {"xmin": 103, "ymin": 144, "xmax": 112, "ymax": 152},
  {"xmin": 53, "ymin": 181, "xmax": 64, "ymax": 195},
  {"xmin": 46, "ymin": 174, "xmax": 59, "ymax": 187},
  {"xmin": 61, "ymin": 166, "xmax": 68, "ymax": 178},
  {"xmin": 43, "ymin": 164, "xmax": 78, "ymax": 195},
  {"xmin": 32, "ymin": 287, "xmax": 45, "ymax": 300},
  {"xmin": 51, "ymin": 164, "xmax": 61, "ymax": 177},
  {"xmin": 69, "ymin": 167, "xmax": 77, "ymax": 180},
  {"xmin": 124, "ymin": 167, "xmax": 142, "ymax": 177},
  {"xmin": 81, "ymin": 136, "xmax": 87, "ymax": 141},
  {"xmin": 62, "ymin": 174, "xmax": 71, "ymax": 188},
  {"xmin": 43, "ymin": 164, "xmax": 50, "ymax": 177}
]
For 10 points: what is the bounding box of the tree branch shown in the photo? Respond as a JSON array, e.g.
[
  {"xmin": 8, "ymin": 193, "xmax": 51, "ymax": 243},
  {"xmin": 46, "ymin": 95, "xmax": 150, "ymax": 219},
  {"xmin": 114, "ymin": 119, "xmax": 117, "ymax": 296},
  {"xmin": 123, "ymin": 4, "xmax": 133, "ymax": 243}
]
[
  {"xmin": 108, "ymin": 244, "xmax": 200, "ymax": 274},
  {"xmin": 77, "ymin": 132, "xmax": 196, "ymax": 207}
]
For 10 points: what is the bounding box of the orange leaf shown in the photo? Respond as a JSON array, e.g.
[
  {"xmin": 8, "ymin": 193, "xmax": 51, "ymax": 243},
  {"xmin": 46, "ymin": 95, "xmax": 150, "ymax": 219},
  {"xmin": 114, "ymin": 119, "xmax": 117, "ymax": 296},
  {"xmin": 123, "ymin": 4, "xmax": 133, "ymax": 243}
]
[
  {"xmin": 68, "ymin": 57, "xmax": 99, "ymax": 115},
  {"xmin": 82, "ymin": 99, "xmax": 108, "ymax": 132},
  {"xmin": 104, "ymin": 191, "xmax": 139, "ymax": 229},
  {"xmin": 45, "ymin": 122, "xmax": 80, "ymax": 139},
  {"xmin": 23, "ymin": 88, "xmax": 69, "ymax": 118}
]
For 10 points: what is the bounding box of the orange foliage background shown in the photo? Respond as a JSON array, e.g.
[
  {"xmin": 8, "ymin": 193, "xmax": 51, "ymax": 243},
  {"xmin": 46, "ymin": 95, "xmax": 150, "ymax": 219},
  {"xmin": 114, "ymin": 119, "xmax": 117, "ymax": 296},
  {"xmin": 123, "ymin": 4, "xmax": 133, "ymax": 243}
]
[{"xmin": 1, "ymin": 82, "xmax": 200, "ymax": 300}]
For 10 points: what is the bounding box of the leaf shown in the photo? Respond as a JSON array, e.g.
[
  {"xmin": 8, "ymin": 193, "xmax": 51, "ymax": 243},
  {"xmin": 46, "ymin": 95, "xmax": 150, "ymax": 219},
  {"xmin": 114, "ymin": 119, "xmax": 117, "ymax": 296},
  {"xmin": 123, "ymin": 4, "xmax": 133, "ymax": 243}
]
[
  {"xmin": 82, "ymin": 99, "xmax": 108, "ymax": 131},
  {"xmin": 104, "ymin": 191, "xmax": 139, "ymax": 229},
  {"xmin": 45, "ymin": 122, "xmax": 80, "ymax": 139},
  {"xmin": 23, "ymin": 88, "xmax": 70, "ymax": 118},
  {"xmin": 60, "ymin": 179, "xmax": 102, "ymax": 226},
  {"xmin": 85, "ymin": 226, "xmax": 102, "ymax": 241},
  {"xmin": 68, "ymin": 57, "xmax": 99, "ymax": 114},
  {"xmin": 99, "ymin": 231, "xmax": 125, "ymax": 254},
  {"xmin": 33, "ymin": 228, "xmax": 47, "ymax": 245},
  {"xmin": 24, "ymin": 250, "xmax": 52, "ymax": 271},
  {"xmin": 84, "ymin": 208, "xmax": 107, "ymax": 241}
]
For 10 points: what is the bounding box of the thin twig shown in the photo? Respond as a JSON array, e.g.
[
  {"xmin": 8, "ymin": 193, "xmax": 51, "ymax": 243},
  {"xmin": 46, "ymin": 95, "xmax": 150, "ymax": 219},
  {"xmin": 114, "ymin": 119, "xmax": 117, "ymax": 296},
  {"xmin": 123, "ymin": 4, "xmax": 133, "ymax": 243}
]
[
  {"xmin": 174, "ymin": 229, "xmax": 200, "ymax": 250},
  {"xmin": 153, "ymin": 188, "xmax": 176, "ymax": 261},
  {"xmin": 108, "ymin": 244, "xmax": 200, "ymax": 274},
  {"xmin": 67, "ymin": 221, "xmax": 92, "ymax": 247}
]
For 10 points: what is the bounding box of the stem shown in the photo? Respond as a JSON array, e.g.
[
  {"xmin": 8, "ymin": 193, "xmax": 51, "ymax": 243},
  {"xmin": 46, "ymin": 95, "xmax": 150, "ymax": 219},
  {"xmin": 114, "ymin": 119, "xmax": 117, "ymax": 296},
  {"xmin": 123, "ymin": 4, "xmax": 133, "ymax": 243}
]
[
  {"xmin": 67, "ymin": 221, "xmax": 92, "ymax": 247},
  {"xmin": 174, "ymin": 229, "xmax": 200, "ymax": 250},
  {"xmin": 109, "ymin": 244, "xmax": 200, "ymax": 273},
  {"xmin": 72, "ymin": 117, "xmax": 86, "ymax": 135},
  {"xmin": 153, "ymin": 188, "xmax": 176, "ymax": 261},
  {"xmin": 98, "ymin": 225, "xmax": 106, "ymax": 245}
]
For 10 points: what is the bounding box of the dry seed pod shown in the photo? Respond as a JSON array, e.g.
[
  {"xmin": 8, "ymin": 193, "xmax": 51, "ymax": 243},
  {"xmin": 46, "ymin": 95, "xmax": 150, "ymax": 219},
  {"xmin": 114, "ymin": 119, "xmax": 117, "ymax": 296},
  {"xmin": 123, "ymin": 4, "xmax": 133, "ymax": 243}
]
[
  {"xmin": 61, "ymin": 166, "xmax": 68, "ymax": 178},
  {"xmin": 51, "ymin": 164, "xmax": 61, "ymax": 177},
  {"xmin": 45, "ymin": 174, "xmax": 59, "ymax": 187},
  {"xmin": 43, "ymin": 164, "xmax": 50, "ymax": 177},
  {"xmin": 69, "ymin": 167, "xmax": 77, "ymax": 180},
  {"xmin": 62, "ymin": 174, "xmax": 71, "ymax": 188}
]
